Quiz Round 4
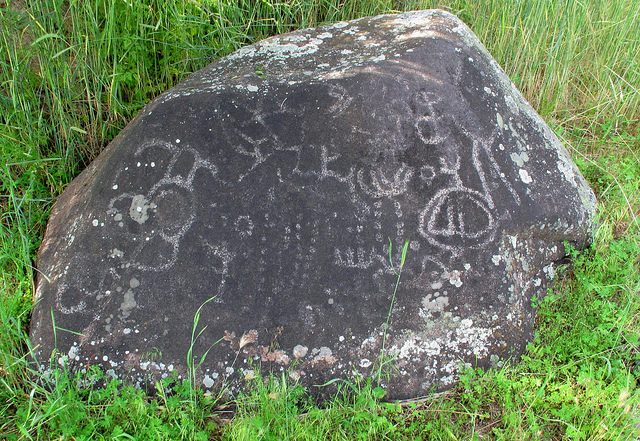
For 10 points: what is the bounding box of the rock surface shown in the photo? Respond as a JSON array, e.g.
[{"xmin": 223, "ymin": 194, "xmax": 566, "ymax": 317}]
[{"xmin": 30, "ymin": 9, "xmax": 597, "ymax": 400}]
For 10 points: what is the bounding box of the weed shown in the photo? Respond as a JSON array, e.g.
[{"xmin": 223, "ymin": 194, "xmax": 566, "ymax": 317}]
[
  {"xmin": 374, "ymin": 238, "xmax": 410, "ymax": 384},
  {"xmin": 186, "ymin": 296, "xmax": 218, "ymax": 387}
]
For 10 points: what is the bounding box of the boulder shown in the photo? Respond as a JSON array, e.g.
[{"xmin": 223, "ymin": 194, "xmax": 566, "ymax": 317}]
[{"xmin": 30, "ymin": 9, "xmax": 597, "ymax": 400}]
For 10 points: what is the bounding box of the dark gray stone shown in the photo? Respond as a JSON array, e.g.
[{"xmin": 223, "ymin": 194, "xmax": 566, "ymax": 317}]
[{"xmin": 30, "ymin": 9, "xmax": 597, "ymax": 400}]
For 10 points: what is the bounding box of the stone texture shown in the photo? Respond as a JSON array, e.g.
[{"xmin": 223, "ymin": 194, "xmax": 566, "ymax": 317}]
[{"xmin": 30, "ymin": 9, "xmax": 597, "ymax": 400}]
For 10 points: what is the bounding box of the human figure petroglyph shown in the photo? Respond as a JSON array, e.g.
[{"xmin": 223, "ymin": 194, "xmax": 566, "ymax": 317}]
[
  {"xmin": 334, "ymin": 245, "xmax": 382, "ymax": 269},
  {"xmin": 418, "ymin": 151, "xmax": 497, "ymax": 251},
  {"xmin": 412, "ymin": 88, "xmax": 447, "ymax": 146},
  {"xmin": 201, "ymin": 240, "xmax": 233, "ymax": 299},
  {"xmin": 411, "ymin": 88, "xmax": 524, "ymax": 251},
  {"xmin": 327, "ymin": 83, "xmax": 354, "ymax": 115},
  {"xmin": 357, "ymin": 163, "xmax": 414, "ymax": 198},
  {"xmin": 107, "ymin": 141, "xmax": 218, "ymax": 273}
]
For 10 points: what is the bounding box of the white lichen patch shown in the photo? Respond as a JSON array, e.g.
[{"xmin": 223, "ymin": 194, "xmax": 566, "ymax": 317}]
[
  {"xmin": 384, "ymin": 309, "xmax": 499, "ymax": 390},
  {"xmin": 556, "ymin": 156, "xmax": 598, "ymax": 217},
  {"xmin": 360, "ymin": 335, "xmax": 379, "ymax": 350},
  {"xmin": 68, "ymin": 345, "xmax": 80, "ymax": 361},
  {"xmin": 509, "ymin": 152, "xmax": 529, "ymax": 167},
  {"xmin": 543, "ymin": 263, "xmax": 555, "ymax": 279},
  {"xmin": 227, "ymin": 36, "xmax": 322, "ymax": 62},
  {"xmin": 129, "ymin": 194, "xmax": 155, "ymax": 224},
  {"xmin": 392, "ymin": 335, "xmax": 443, "ymax": 359},
  {"xmin": 311, "ymin": 346, "xmax": 337, "ymax": 364},
  {"xmin": 119, "ymin": 289, "xmax": 137, "ymax": 319},
  {"xmin": 327, "ymin": 20, "xmax": 349, "ymax": 30},
  {"xmin": 454, "ymin": 319, "xmax": 494, "ymax": 357},
  {"xmin": 293, "ymin": 345, "xmax": 308, "ymax": 358},
  {"xmin": 203, "ymin": 375, "xmax": 214, "ymax": 388},
  {"xmin": 504, "ymin": 94, "xmax": 519, "ymax": 114},
  {"xmin": 496, "ymin": 112, "xmax": 504, "ymax": 129},
  {"xmin": 259, "ymin": 347, "xmax": 290, "ymax": 364},
  {"xmin": 533, "ymin": 278, "xmax": 542, "ymax": 287},
  {"xmin": 289, "ymin": 370, "xmax": 304, "ymax": 381},
  {"xmin": 448, "ymin": 270, "xmax": 463, "ymax": 287},
  {"xmin": 519, "ymin": 168, "xmax": 533, "ymax": 184},
  {"xmin": 440, "ymin": 360, "xmax": 472, "ymax": 386},
  {"xmin": 421, "ymin": 293, "xmax": 449, "ymax": 312}
]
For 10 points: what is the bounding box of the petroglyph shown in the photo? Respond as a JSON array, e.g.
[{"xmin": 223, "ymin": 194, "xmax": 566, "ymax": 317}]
[
  {"xmin": 334, "ymin": 245, "xmax": 381, "ymax": 269},
  {"xmin": 357, "ymin": 164, "xmax": 414, "ymax": 198},
  {"xmin": 31, "ymin": 10, "xmax": 596, "ymax": 401},
  {"xmin": 106, "ymin": 141, "xmax": 218, "ymax": 273}
]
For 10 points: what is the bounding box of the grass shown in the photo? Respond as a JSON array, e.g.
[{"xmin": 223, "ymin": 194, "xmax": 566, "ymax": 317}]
[{"xmin": 1, "ymin": 0, "xmax": 639, "ymax": 439}]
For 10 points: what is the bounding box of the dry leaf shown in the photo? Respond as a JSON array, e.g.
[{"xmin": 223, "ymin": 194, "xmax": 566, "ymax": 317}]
[
  {"xmin": 239, "ymin": 329, "xmax": 258, "ymax": 349},
  {"xmin": 223, "ymin": 330, "xmax": 236, "ymax": 342}
]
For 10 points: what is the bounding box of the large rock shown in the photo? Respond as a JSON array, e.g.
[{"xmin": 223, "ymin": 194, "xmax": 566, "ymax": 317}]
[{"xmin": 30, "ymin": 10, "xmax": 597, "ymax": 399}]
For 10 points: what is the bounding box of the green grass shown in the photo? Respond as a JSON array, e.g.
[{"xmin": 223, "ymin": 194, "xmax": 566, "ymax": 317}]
[{"xmin": 1, "ymin": 0, "xmax": 639, "ymax": 439}]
